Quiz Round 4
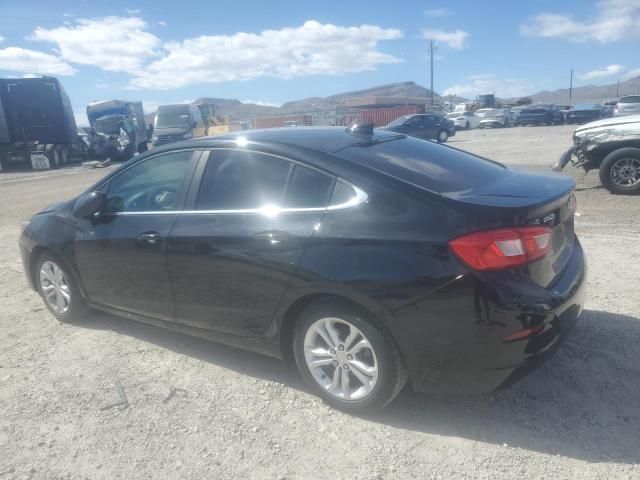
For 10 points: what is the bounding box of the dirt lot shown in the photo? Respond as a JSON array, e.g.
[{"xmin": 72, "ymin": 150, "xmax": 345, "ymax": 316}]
[{"xmin": 1, "ymin": 125, "xmax": 639, "ymax": 479}]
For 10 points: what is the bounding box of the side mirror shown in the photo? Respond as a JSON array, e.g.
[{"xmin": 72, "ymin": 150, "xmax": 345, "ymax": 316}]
[{"xmin": 73, "ymin": 191, "xmax": 107, "ymax": 218}]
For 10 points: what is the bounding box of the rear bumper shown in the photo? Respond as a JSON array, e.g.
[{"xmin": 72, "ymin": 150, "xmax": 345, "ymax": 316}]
[{"xmin": 403, "ymin": 237, "xmax": 586, "ymax": 394}]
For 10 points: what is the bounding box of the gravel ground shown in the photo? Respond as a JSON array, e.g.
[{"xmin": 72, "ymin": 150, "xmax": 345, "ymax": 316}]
[{"xmin": 0, "ymin": 126, "xmax": 639, "ymax": 480}]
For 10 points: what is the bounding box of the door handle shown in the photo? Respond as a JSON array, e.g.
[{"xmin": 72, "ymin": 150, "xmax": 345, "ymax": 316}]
[
  {"xmin": 137, "ymin": 231, "xmax": 161, "ymax": 245},
  {"xmin": 254, "ymin": 230, "xmax": 290, "ymax": 245}
]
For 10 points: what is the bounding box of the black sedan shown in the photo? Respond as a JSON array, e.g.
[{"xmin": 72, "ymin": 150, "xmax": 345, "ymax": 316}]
[
  {"xmin": 383, "ymin": 114, "xmax": 455, "ymax": 142},
  {"xmin": 515, "ymin": 105, "xmax": 565, "ymax": 126},
  {"xmin": 20, "ymin": 126, "xmax": 586, "ymax": 412},
  {"xmin": 565, "ymin": 104, "xmax": 610, "ymax": 124}
]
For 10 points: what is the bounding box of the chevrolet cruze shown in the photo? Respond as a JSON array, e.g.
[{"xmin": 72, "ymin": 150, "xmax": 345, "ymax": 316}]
[{"xmin": 20, "ymin": 126, "xmax": 586, "ymax": 412}]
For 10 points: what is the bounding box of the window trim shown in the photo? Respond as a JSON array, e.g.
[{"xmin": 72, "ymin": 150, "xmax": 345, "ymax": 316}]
[{"xmin": 100, "ymin": 147, "xmax": 368, "ymax": 216}]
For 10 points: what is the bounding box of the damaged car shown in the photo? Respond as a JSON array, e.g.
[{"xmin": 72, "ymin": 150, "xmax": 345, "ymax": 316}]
[
  {"xmin": 553, "ymin": 115, "xmax": 640, "ymax": 194},
  {"xmin": 86, "ymin": 100, "xmax": 148, "ymax": 161}
]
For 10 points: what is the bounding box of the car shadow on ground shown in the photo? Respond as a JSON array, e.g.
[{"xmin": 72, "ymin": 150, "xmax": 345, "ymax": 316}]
[{"xmin": 79, "ymin": 308, "xmax": 639, "ymax": 465}]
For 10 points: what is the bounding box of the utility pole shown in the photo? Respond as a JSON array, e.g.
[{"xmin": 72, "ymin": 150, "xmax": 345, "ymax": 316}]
[
  {"xmin": 429, "ymin": 40, "xmax": 434, "ymax": 106},
  {"xmin": 616, "ymin": 79, "xmax": 620, "ymax": 97},
  {"xmin": 569, "ymin": 69, "xmax": 573, "ymax": 105}
]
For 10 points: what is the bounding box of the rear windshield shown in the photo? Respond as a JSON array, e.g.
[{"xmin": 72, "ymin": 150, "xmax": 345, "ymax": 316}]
[
  {"xmin": 619, "ymin": 96, "xmax": 640, "ymax": 103},
  {"xmin": 337, "ymin": 136, "xmax": 505, "ymax": 193}
]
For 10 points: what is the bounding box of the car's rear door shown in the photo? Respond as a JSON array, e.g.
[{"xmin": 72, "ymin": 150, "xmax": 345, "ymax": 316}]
[
  {"xmin": 74, "ymin": 149, "xmax": 201, "ymax": 318},
  {"xmin": 166, "ymin": 148, "xmax": 334, "ymax": 336}
]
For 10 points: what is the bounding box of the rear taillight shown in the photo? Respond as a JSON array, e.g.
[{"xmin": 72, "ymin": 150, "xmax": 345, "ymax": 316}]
[{"xmin": 449, "ymin": 226, "xmax": 552, "ymax": 271}]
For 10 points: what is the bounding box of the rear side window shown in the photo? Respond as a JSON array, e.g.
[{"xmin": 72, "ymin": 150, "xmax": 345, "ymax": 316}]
[
  {"xmin": 283, "ymin": 165, "xmax": 333, "ymax": 208},
  {"xmin": 619, "ymin": 96, "xmax": 640, "ymax": 103},
  {"xmin": 336, "ymin": 136, "xmax": 505, "ymax": 193},
  {"xmin": 197, "ymin": 150, "xmax": 291, "ymax": 210}
]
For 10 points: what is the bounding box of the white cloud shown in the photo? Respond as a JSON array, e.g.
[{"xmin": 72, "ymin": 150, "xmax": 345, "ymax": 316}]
[
  {"xmin": 30, "ymin": 16, "xmax": 161, "ymax": 73},
  {"xmin": 520, "ymin": 0, "xmax": 640, "ymax": 43},
  {"xmin": 242, "ymin": 99, "xmax": 281, "ymax": 107},
  {"xmin": 443, "ymin": 74, "xmax": 535, "ymax": 99},
  {"xmin": 128, "ymin": 20, "xmax": 402, "ymax": 90},
  {"xmin": 423, "ymin": 8, "xmax": 452, "ymax": 17},
  {"xmin": 125, "ymin": 9, "xmax": 141, "ymax": 15},
  {"xmin": 578, "ymin": 64, "xmax": 624, "ymax": 80},
  {"xmin": 158, "ymin": 21, "xmax": 167, "ymax": 27},
  {"xmin": 622, "ymin": 67, "xmax": 640, "ymax": 80},
  {"xmin": 421, "ymin": 28, "xmax": 468, "ymax": 49},
  {"xmin": 0, "ymin": 47, "xmax": 76, "ymax": 75},
  {"xmin": 0, "ymin": 36, "xmax": 4, "ymax": 43},
  {"xmin": 22, "ymin": 73, "xmax": 38, "ymax": 78}
]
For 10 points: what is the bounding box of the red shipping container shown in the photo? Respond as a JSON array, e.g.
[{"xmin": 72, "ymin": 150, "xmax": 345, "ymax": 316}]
[{"xmin": 359, "ymin": 106, "xmax": 423, "ymax": 127}]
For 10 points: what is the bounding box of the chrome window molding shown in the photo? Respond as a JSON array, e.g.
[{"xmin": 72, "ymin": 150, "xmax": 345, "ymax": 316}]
[{"xmin": 96, "ymin": 185, "xmax": 368, "ymax": 217}]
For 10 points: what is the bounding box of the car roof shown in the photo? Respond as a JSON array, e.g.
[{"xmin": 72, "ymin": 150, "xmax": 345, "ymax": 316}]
[{"xmin": 147, "ymin": 127, "xmax": 405, "ymax": 155}]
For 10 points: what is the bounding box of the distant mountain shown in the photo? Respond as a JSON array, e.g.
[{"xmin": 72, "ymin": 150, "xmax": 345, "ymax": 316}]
[
  {"xmin": 143, "ymin": 81, "xmax": 463, "ymax": 124},
  {"xmin": 192, "ymin": 97, "xmax": 279, "ymax": 120},
  {"xmin": 280, "ymin": 81, "xmax": 454, "ymax": 111},
  {"xmin": 527, "ymin": 75, "xmax": 640, "ymax": 104}
]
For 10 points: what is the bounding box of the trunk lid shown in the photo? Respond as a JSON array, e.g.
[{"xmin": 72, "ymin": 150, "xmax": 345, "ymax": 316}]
[{"xmin": 444, "ymin": 168, "xmax": 576, "ymax": 288}]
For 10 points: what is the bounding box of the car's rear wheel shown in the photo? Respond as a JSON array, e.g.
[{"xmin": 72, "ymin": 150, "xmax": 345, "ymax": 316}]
[
  {"xmin": 436, "ymin": 129, "xmax": 449, "ymax": 143},
  {"xmin": 599, "ymin": 148, "xmax": 640, "ymax": 194},
  {"xmin": 36, "ymin": 253, "xmax": 90, "ymax": 322},
  {"xmin": 293, "ymin": 299, "xmax": 407, "ymax": 412}
]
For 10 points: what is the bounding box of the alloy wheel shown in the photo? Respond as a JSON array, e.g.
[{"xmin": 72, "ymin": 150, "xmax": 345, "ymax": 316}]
[
  {"xmin": 39, "ymin": 260, "xmax": 71, "ymax": 314},
  {"xmin": 303, "ymin": 317, "xmax": 379, "ymax": 401},
  {"xmin": 610, "ymin": 157, "xmax": 640, "ymax": 187}
]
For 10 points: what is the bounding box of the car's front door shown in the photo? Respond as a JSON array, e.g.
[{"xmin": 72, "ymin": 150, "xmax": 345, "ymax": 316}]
[
  {"xmin": 167, "ymin": 149, "xmax": 333, "ymax": 336},
  {"xmin": 74, "ymin": 150, "xmax": 200, "ymax": 318}
]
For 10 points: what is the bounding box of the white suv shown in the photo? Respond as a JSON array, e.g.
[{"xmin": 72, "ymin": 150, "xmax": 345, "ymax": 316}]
[{"xmin": 614, "ymin": 96, "xmax": 640, "ymax": 116}]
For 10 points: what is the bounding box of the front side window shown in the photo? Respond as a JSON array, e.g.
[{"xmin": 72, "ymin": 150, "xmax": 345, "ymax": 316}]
[
  {"xmin": 104, "ymin": 150, "xmax": 196, "ymax": 212},
  {"xmin": 197, "ymin": 150, "xmax": 291, "ymax": 210}
]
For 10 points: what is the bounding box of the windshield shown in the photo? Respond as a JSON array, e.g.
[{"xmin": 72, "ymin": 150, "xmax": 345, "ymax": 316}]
[
  {"xmin": 155, "ymin": 108, "xmax": 191, "ymax": 128},
  {"xmin": 95, "ymin": 116, "xmax": 125, "ymax": 135},
  {"xmin": 574, "ymin": 104, "xmax": 600, "ymax": 110},
  {"xmin": 387, "ymin": 116, "xmax": 409, "ymax": 127},
  {"xmin": 482, "ymin": 110, "xmax": 501, "ymax": 117}
]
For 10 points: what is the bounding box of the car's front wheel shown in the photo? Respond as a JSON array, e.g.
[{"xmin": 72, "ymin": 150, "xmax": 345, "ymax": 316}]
[
  {"xmin": 293, "ymin": 299, "xmax": 407, "ymax": 412},
  {"xmin": 36, "ymin": 253, "xmax": 90, "ymax": 322},
  {"xmin": 436, "ymin": 129, "xmax": 449, "ymax": 143},
  {"xmin": 599, "ymin": 148, "xmax": 640, "ymax": 194}
]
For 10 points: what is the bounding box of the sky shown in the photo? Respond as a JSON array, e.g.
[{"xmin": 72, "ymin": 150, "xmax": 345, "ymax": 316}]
[{"xmin": 1, "ymin": 0, "xmax": 639, "ymax": 125}]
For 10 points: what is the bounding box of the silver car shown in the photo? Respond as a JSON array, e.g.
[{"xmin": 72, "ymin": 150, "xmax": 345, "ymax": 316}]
[
  {"xmin": 614, "ymin": 95, "xmax": 640, "ymax": 116},
  {"xmin": 477, "ymin": 108, "xmax": 511, "ymax": 128}
]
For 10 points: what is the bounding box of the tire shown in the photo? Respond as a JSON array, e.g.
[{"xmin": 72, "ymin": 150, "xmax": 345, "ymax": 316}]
[
  {"xmin": 599, "ymin": 147, "xmax": 640, "ymax": 195},
  {"xmin": 293, "ymin": 299, "xmax": 407, "ymax": 412},
  {"xmin": 52, "ymin": 145, "xmax": 62, "ymax": 168},
  {"xmin": 138, "ymin": 142, "xmax": 148, "ymax": 154},
  {"xmin": 44, "ymin": 144, "xmax": 56, "ymax": 169},
  {"xmin": 436, "ymin": 129, "xmax": 449, "ymax": 143},
  {"xmin": 35, "ymin": 252, "xmax": 90, "ymax": 323},
  {"xmin": 59, "ymin": 146, "xmax": 69, "ymax": 166}
]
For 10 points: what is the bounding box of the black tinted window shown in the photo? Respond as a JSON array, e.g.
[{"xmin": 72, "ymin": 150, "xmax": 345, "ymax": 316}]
[
  {"xmin": 105, "ymin": 151, "xmax": 195, "ymax": 212},
  {"xmin": 619, "ymin": 96, "xmax": 640, "ymax": 103},
  {"xmin": 283, "ymin": 166, "xmax": 333, "ymax": 208},
  {"xmin": 336, "ymin": 136, "xmax": 505, "ymax": 193},
  {"xmin": 197, "ymin": 150, "xmax": 291, "ymax": 210}
]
